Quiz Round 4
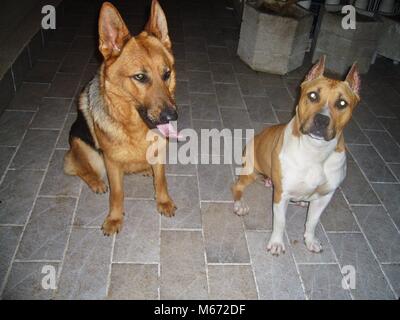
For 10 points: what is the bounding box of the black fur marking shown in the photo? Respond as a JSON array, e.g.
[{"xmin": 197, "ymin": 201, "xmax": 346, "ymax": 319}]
[
  {"xmin": 69, "ymin": 109, "xmax": 98, "ymax": 151},
  {"xmin": 137, "ymin": 105, "xmax": 157, "ymax": 129}
]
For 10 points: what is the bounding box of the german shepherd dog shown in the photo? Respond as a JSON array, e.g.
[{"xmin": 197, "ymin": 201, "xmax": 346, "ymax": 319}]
[{"xmin": 64, "ymin": 0, "xmax": 178, "ymax": 235}]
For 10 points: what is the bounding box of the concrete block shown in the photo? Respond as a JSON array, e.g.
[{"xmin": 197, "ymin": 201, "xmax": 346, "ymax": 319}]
[
  {"xmin": 377, "ymin": 15, "xmax": 400, "ymax": 62},
  {"xmin": 238, "ymin": 3, "xmax": 313, "ymax": 75},
  {"xmin": 313, "ymin": 11, "xmax": 383, "ymax": 75}
]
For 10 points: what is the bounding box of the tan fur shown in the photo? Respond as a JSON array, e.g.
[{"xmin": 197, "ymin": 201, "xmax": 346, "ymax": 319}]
[
  {"xmin": 232, "ymin": 124, "xmax": 286, "ymax": 204},
  {"xmin": 64, "ymin": 138, "xmax": 107, "ymax": 194},
  {"xmin": 64, "ymin": 1, "xmax": 177, "ymax": 236},
  {"xmin": 232, "ymin": 56, "xmax": 361, "ymax": 207}
]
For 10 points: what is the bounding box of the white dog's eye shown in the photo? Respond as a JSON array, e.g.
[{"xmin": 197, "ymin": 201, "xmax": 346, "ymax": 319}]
[
  {"xmin": 307, "ymin": 91, "xmax": 319, "ymax": 102},
  {"xmin": 336, "ymin": 99, "xmax": 348, "ymax": 109}
]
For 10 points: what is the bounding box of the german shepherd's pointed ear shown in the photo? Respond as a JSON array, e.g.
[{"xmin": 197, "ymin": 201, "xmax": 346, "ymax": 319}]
[
  {"xmin": 305, "ymin": 55, "xmax": 326, "ymax": 82},
  {"xmin": 345, "ymin": 62, "xmax": 361, "ymax": 97},
  {"xmin": 98, "ymin": 2, "xmax": 131, "ymax": 60},
  {"xmin": 145, "ymin": 0, "xmax": 171, "ymax": 49}
]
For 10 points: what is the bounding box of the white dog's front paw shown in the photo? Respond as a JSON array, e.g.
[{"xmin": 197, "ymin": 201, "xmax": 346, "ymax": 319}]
[
  {"xmin": 233, "ymin": 200, "xmax": 250, "ymax": 216},
  {"xmin": 267, "ymin": 238, "xmax": 286, "ymax": 256},
  {"xmin": 304, "ymin": 235, "xmax": 323, "ymax": 253}
]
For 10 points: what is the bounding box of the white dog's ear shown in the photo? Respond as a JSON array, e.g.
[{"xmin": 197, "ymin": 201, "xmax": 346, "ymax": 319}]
[
  {"xmin": 145, "ymin": 0, "xmax": 171, "ymax": 49},
  {"xmin": 345, "ymin": 62, "xmax": 361, "ymax": 96},
  {"xmin": 305, "ymin": 55, "xmax": 326, "ymax": 82},
  {"xmin": 98, "ymin": 2, "xmax": 131, "ymax": 60}
]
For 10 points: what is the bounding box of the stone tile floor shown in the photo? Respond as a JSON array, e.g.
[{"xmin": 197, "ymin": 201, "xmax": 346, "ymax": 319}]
[{"xmin": 0, "ymin": 0, "xmax": 400, "ymax": 300}]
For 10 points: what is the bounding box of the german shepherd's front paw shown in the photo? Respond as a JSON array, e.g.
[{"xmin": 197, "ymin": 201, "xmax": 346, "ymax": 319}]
[
  {"xmin": 89, "ymin": 179, "xmax": 108, "ymax": 194},
  {"xmin": 157, "ymin": 200, "xmax": 176, "ymax": 217},
  {"xmin": 101, "ymin": 216, "xmax": 123, "ymax": 236}
]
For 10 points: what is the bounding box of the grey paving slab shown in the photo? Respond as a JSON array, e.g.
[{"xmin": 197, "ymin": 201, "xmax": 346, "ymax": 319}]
[
  {"xmin": 55, "ymin": 227, "xmax": 113, "ymax": 299},
  {"xmin": 37, "ymin": 42, "xmax": 69, "ymax": 61},
  {"xmin": 46, "ymin": 73, "xmax": 81, "ymax": 98},
  {"xmin": 371, "ymin": 183, "xmax": 400, "ymax": 230},
  {"xmin": 246, "ymin": 231, "xmax": 304, "ymax": 299},
  {"xmin": 286, "ymin": 204, "xmax": 336, "ymax": 263},
  {"xmin": 0, "ymin": 226, "xmax": 23, "ymax": 288},
  {"xmin": 215, "ymin": 83, "xmax": 245, "ymax": 109},
  {"xmin": 365, "ymin": 130, "xmax": 400, "ymax": 163},
  {"xmin": 40, "ymin": 150, "xmax": 81, "ymax": 197},
  {"xmin": 190, "ymin": 92, "xmax": 219, "ymax": 121},
  {"xmin": 184, "ymin": 37, "xmax": 207, "ymax": 53},
  {"xmin": 9, "ymin": 83, "xmax": 49, "ymax": 111},
  {"xmin": 56, "ymin": 113, "xmax": 76, "ymax": 149},
  {"xmin": 353, "ymin": 205, "xmax": 400, "ymax": 263},
  {"xmin": 208, "ymin": 265, "xmax": 258, "ymax": 299},
  {"xmin": 198, "ymin": 162, "xmax": 233, "ymax": 201},
  {"xmin": 298, "ymin": 264, "xmax": 352, "ymax": 300},
  {"xmin": 160, "ymin": 230, "xmax": 208, "ymax": 299},
  {"xmin": 16, "ymin": 197, "xmax": 76, "ymax": 261},
  {"xmin": 10, "ymin": 129, "xmax": 58, "ymax": 170},
  {"xmin": 73, "ymin": 184, "xmax": 108, "ymax": 227},
  {"xmin": 236, "ymin": 73, "xmax": 266, "ymax": 97},
  {"xmin": 379, "ymin": 118, "xmax": 400, "ymax": 145},
  {"xmin": 0, "ymin": 170, "xmax": 44, "ymax": 224},
  {"xmin": 188, "ymin": 71, "xmax": 214, "ymax": 94},
  {"xmin": 124, "ymin": 174, "xmax": 155, "ymax": 199},
  {"xmin": 175, "ymin": 60, "xmax": 188, "ymax": 81},
  {"xmin": 207, "ymin": 46, "xmax": 230, "ymax": 63},
  {"xmin": 2, "ymin": 262, "xmax": 59, "ymax": 300},
  {"xmin": 275, "ymin": 110, "xmax": 293, "ymax": 124},
  {"xmin": 24, "ymin": 60, "xmax": 60, "ymax": 84},
  {"xmin": 320, "ymin": 190, "xmax": 359, "ymax": 232},
  {"xmin": 59, "ymin": 52, "xmax": 91, "ymax": 74},
  {"xmin": 202, "ymin": 202, "xmax": 250, "ymax": 263},
  {"xmin": 108, "ymin": 264, "xmax": 158, "ymax": 300},
  {"xmin": 244, "ymin": 96, "xmax": 277, "ymax": 124},
  {"xmin": 30, "ymin": 98, "xmax": 71, "ymax": 130},
  {"xmin": 340, "ymin": 158, "xmax": 380, "ymax": 205},
  {"xmin": 389, "ymin": 164, "xmax": 400, "ymax": 182},
  {"xmin": 344, "ymin": 120, "xmax": 370, "ymax": 144},
  {"xmin": 265, "ymin": 86, "xmax": 294, "ymax": 111},
  {"xmin": 353, "ymin": 104, "xmax": 384, "ymax": 130},
  {"xmin": 210, "ymin": 63, "xmax": 236, "ymax": 83},
  {"xmin": 0, "ymin": 111, "xmax": 34, "ymax": 146},
  {"xmin": 328, "ymin": 233, "xmax": 395, "ymax": 299},
  {"xmin": 185, "ymin": 52, "xmax": 209, "ymax": 71},
  {"xmin": 0, "ymin": 147, "xmax": 15, "ymax": 177},
  {"xmin": 176, "ymin": 80, "xmax": 190, "ymax": 105},
  {"xmin": 260, "ymin": 73, "xmax": 286, "ymax": 87},
  {"xmin": 161, "ymin": 175, "xmax": 201, "ymax": 229},
  {"xmin": 113, "ymin": 200, "xmax": 160, "ymax": 263},
  {"xmin": 240, "ymin": 180, "xmax": 273, "ymax": 231},
  {"xmin": 220, "ymin": 108, "xmax": 252, "ymax": 131},
  {"xmin": 381, "ymin": 264, "xmax": 400, "ymax": 299},
  {"xmin": 347, "ymin": 145, "xmax": 396, "ymax": 183}
]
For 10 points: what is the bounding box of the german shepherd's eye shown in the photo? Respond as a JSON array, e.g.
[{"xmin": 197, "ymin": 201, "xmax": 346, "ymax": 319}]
[
  {"xmin": 335, "ymin": 99, "xmax": 348, "ymax": 109},
  {"xmin": 132, "ymin": 73, "xmax": 148, "ymax": 83},
  {"xmin": 307, "ymin": 91, "xmax": 319, "ymax": 102},
  {"xmin": 162, "ymin": 70, "xmax": 171, "ymax": 81}
]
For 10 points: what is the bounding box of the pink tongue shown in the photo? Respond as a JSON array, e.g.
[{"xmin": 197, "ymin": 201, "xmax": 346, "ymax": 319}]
[{"xmin": 156, "ymin": 123, "xmax": 182, "ymax": 139}]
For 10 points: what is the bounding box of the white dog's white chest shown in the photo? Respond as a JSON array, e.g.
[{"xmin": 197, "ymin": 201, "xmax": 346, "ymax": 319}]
[
  {"xmin": 279, "ymin": 120, "xmax": 346, "ymax": 201},
  {"xmin": 281, "ymin": 161, "xmax": 328, "ymax": 200}
]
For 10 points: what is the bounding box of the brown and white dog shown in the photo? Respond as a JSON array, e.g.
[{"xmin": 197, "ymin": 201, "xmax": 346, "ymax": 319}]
[{"xmin": 232, "ymin": 56, "xmax": 361, "ymax": 255}]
